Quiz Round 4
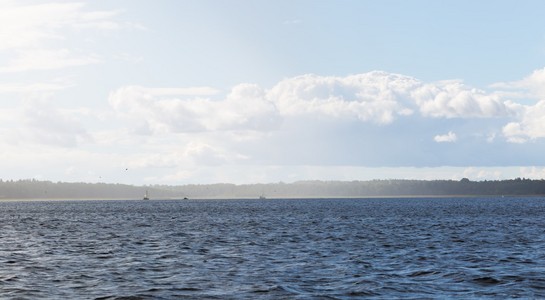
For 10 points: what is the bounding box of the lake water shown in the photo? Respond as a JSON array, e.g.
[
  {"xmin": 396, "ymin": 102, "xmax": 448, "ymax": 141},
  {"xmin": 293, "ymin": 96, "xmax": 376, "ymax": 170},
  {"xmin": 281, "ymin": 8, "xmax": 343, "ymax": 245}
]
[{"xmin": 1, "ymin": 197, "xmax": 545, "ymax": 299}]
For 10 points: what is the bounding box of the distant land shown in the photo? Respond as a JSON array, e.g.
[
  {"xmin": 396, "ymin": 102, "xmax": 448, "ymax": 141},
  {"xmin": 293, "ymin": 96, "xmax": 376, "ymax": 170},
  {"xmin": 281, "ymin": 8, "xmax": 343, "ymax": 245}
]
[{"xmin": 1, "ymin": 178, "xmax": 545, "ymax": 200}]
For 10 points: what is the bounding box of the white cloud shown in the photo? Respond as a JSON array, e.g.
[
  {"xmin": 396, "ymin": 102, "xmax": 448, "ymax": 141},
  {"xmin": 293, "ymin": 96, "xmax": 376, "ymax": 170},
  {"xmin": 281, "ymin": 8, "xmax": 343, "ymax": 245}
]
[
  {"xmin": 491, "ymin": 67, "xmax": 545, "ymax": 143},
  {"xmin": 0, "ymin": 95, "xmax": 94, "ymax": 148},
  {"xmin": 122, "ymin": 86, "xmax": 221, "ymax": 97},
  {"xmin": 491, "ymin": 67, "xmax": 545, "ymax": 100},
  {"xmin": 517, "ymin": 68, "xmax": 545, "ymax": 99},
  {"xmin": 127, "ymin": 142, "xmax": 237, "ymax": 169},
  {"xmin": 109, "ymin": 84, "xmax": 280, "ymax": 134},
  {"xmin": 0, "ymin": 2, "xmax": 124, "ymax": 50},
  {"xmin": 22, "ymin": 99, "xmax": 92, "ymax": 147},
  {"xmin": 461, "ymin": 167, "xmax": 504, "ymax": 181},
  {"xmin": 0, "ymin": 143, "xmax": 135, "ymax": 184},
  {"xmin": 0, "ymin": 1, "xmax": 132, "ymax": 72},
  {"xmin": 0, "ymin": 80, "xmax": 73, "ymax": 93},
  {"xmin": 486, "ymin": 133, "xmax": 497, "ymax": 143},
  {"xmin": 265, "ymin": 72, "xmax": 516, "ymax": 124},
  {"xmin": 267, "ymin": 72, "xmax": 419, "ymax": 124},
  {"xmin": 520, "ymin": 167, "xmax": 545, "ymax": 179},
  {"xmin": 6, "ymin": 66, "xmax": 545, "ymax": 184},
  {"xmin": 502, "ymin": 100, "xmax": 545, "ymax": 143},
  {"xmin": 434, "ymin": 131, "xmax": 457, "ymax": 143},
  {"xmin": 0, "ymin": 49, "xmax": 100, "ymax": 72},
  {"xmin": 412, "ymin": 80, "xmax": 517, "ymax": 118},
  {"xmin": 108, "ymin": 71, "xmax": 530, "ymax": 144},
  {"xmin": 283, "ymin": 19, "xmax": 302, "ymax": 25}
]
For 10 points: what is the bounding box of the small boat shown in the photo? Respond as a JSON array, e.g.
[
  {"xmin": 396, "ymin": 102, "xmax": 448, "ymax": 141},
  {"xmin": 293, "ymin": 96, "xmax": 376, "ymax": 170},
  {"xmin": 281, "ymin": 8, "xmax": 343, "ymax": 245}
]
[
  {"xmin": 143, "ymin": 190, "xmax": 150, "ymax": 200},
  {"xmin": 259, "ymin": 194, "xmax": 266, "ymax": 200}
]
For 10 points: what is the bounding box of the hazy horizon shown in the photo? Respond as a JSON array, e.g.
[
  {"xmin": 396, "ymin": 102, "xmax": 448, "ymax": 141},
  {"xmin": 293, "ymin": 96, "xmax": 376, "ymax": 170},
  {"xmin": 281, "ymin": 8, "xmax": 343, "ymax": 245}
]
[{"xmin": 2, "ymin": 1, "xmax": 545, "ymax": 185}]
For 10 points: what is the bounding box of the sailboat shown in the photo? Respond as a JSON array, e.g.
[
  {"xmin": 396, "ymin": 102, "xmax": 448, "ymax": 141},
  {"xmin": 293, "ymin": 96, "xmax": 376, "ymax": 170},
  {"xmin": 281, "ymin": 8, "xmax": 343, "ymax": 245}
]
[{"xmin": 143, "ymin": 190, "xmax": 150, "ymax": 200}]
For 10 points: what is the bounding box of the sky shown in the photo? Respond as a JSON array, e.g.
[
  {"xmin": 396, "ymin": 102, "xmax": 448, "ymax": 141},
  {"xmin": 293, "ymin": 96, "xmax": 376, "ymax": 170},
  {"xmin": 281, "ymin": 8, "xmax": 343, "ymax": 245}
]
[{"xmin": 1, "ymin": 0, "xmax": 545, "ymax": 185}]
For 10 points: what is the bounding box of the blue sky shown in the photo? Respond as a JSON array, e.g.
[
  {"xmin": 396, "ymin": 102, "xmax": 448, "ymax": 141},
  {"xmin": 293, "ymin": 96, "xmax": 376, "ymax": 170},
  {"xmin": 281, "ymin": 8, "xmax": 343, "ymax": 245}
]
[{"xmin": 1, "ymin": 0, "xmax": 545, "ymax": 184}]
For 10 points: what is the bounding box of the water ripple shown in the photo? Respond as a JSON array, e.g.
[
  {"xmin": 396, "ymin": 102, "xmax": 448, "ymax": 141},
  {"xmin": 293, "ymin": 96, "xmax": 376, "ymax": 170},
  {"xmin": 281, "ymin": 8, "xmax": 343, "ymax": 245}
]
[{"xmin": 1, "ymin": 197, "xmax": 545, "ymax": 299}]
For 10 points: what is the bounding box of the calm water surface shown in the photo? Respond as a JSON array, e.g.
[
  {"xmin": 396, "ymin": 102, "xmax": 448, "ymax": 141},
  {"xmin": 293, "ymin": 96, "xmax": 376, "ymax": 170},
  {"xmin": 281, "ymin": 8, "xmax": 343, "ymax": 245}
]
[{"xmin": 1, "ymin": 197, "xmax": 545, "ymax": 299}]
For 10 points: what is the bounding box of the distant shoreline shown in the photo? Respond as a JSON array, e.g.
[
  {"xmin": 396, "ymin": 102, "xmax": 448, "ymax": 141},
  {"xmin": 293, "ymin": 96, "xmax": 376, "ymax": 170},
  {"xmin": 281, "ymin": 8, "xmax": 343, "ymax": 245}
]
[
  {"xmin": 1, "ymin": 178, "xmax": 545, "ymax": 200},
  {"xmin": 2, "ymin": 194, "xmax": 545, "ymax": 202}
]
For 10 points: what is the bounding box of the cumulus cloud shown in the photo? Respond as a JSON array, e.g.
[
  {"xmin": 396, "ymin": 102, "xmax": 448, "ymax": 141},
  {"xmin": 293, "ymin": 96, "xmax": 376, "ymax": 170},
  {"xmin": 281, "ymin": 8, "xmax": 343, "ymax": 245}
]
[
  {"xmin": 518, "ymin": 68, "xmax": 545, "ymax": 99},
  {"xmin": 109, "ymin": 84, "xmax": 280, "ymax": 134},
  {"xmin": 267, "ymin": 72, "xmax": 418, "ymax": 124},
  {"xmin": 492, "ymin": 67, "xmax": 545, "ymax": 100},
  {"xmin": 502, "ymin": 100, "xmax": 545, "ymax": 143},
  {"xmin": 267, "ymin": 72, "xmax": 521, "ymax": 124},
  {"xmin": 109, "ymin": 71, "xmax": 527, "ymax": 141},
  {"xmin": 412, "ymin": 80, "xmax": 517, "ymax": 118},
  {"xmin": 6, "ymin": 66, "xmax": 545, "ymax": 183},
  {"xmin": 487, "ymin": 67, "xmax": 545, "ymax": 143},
  {"xmin": 266, "ymin": 72, "xmax": 522, "ymax": 123},
  {"xmin": 434, "ymin": 131, "xmax": 457, "ymax": 143}
]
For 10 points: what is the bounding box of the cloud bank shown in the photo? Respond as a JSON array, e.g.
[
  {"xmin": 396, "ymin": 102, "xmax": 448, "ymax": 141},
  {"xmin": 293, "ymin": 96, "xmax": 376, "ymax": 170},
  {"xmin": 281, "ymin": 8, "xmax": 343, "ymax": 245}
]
[
  {"xmin": 109, "ymin": 70, "xmax": 527, "ymax": 135},
  {"xmin": 3, "ymin": 65, "xmax": 545, "ymax": 183}
]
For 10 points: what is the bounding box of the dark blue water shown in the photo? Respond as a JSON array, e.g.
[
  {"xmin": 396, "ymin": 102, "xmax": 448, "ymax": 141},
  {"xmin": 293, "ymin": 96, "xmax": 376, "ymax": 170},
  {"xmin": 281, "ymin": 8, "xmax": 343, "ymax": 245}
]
[{"xmin": 1, "ymin": 197, "xmax": 545, "ymax": 299}]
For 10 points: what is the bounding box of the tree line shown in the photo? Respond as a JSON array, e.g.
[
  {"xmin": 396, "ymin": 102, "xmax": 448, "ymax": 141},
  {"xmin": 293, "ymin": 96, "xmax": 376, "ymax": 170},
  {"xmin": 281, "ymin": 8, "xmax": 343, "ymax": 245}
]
[{"xmin": 1, "ymin": 178, "xmax": 545, "ymax": 200}]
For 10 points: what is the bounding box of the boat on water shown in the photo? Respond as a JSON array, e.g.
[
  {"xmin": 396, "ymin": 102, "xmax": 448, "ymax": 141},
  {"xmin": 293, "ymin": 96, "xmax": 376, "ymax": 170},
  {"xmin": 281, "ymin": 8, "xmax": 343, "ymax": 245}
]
[
  {"xmin": 143, "ymin": 190, "xmax": 150, "ymax": 200},
  {"xmin": 259, "ymin": 194, "xmax": 266, "ymax": 200}
]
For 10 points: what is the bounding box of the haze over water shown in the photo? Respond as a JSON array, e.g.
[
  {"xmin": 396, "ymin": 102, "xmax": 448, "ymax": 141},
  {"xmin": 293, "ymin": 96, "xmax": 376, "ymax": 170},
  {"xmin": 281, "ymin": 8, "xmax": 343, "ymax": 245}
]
[{"xmin": 2, "ymin": 197, "xmax": 545, "ymax": 299}]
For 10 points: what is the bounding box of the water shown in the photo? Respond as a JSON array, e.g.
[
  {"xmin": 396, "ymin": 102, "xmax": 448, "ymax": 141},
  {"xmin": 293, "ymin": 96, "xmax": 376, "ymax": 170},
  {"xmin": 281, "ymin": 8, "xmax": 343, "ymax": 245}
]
[{"xmin": 1, "ymin": 197, "xmax": 545, "ymax": 299}]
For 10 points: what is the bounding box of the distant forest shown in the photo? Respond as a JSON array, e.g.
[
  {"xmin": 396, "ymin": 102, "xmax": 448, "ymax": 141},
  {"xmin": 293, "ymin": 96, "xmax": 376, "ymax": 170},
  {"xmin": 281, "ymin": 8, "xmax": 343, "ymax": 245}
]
[{"xmin": 1, "ymin": 178, "xmax": 545, "ymax": 200}]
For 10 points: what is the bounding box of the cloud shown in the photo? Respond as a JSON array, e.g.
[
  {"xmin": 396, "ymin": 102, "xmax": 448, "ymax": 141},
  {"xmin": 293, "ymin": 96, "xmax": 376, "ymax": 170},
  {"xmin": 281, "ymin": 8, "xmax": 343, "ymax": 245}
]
[
  {"xmin": 517, "ymin": 68, "xmax": 545, "ymax": 99},
  {"xmin": 502, "ymin": 100, "xmax": 545, "ymax": 143},
  {"xmin": 491, "ymin": 67, "xmax": 545, "ymax": 100},
  {"xmin": 488, "ymin": 67, "xmax": 545, "ymax": 143},
  {"xmin": 0, "ymin": 1, "xmax": 133, "ymax": 72},
  {"xmin": 412, "ymin": 80, "xmax": 517, "ymax": 118},
  {"xmin": 267, "ymin": 72, "xmax": 418, "ymax": 124},
  {"xmin": 0, "ymin": 95, "xmax": 94, "ymax": 148},
  {"xmin": 267, "ymin": 72, "xmax": 517, "ymax": 124},
  {"xmin": 0, "ymin": 2, "xmax": 124, "ymax": 50},
  {"xmin": 6, "ymin": 67, "xmax": 545, "ymax": 184},
  {"xmin": 109, "ymin": 84, "xmax": 280, "ymax": 134},
  {"xmin": 110, "ymin": 71, "xmax": 525, "ymax": 138},
  {"xmin": 127, "ymin": 141, "xmax": 246, "ymax": 170},
  {"xmin": 283, "ymin": 19, "xmax": 302, "ymax": 25},
  {"xmin": 0, "ymin": 49, "xmax": 100, "ymax": 72},
  {"xmin": 434, "ymin": 131, "xmax": 457, "ymax": 143},
  {"xmin": 0, "ymin": 80, "xmax": 73, "ymax": 93},
  {"xmin": 106, "ymin": 71, "xmax": 543, "ymax": 175},
  {"xmin": 108, "ymin": 71, "xmax": 529, "ymax": 145},
  {"xmin": 520, "ymin": 167, "xmax": 545, "ymax": 179},
  {"xmin": 462, "ymin": 167, "xmax": 503, "ymax": 180},
  {"xmin": 0, "ymin": 142, "xmax": 136, "ymax": 184}
]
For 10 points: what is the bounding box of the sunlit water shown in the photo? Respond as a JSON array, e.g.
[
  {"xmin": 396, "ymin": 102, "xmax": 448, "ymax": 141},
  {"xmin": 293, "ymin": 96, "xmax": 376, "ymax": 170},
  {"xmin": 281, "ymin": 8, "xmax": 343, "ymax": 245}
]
[{"xmin": 1, "ymin": 197, "xmax": 545, "ymax": 299}]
